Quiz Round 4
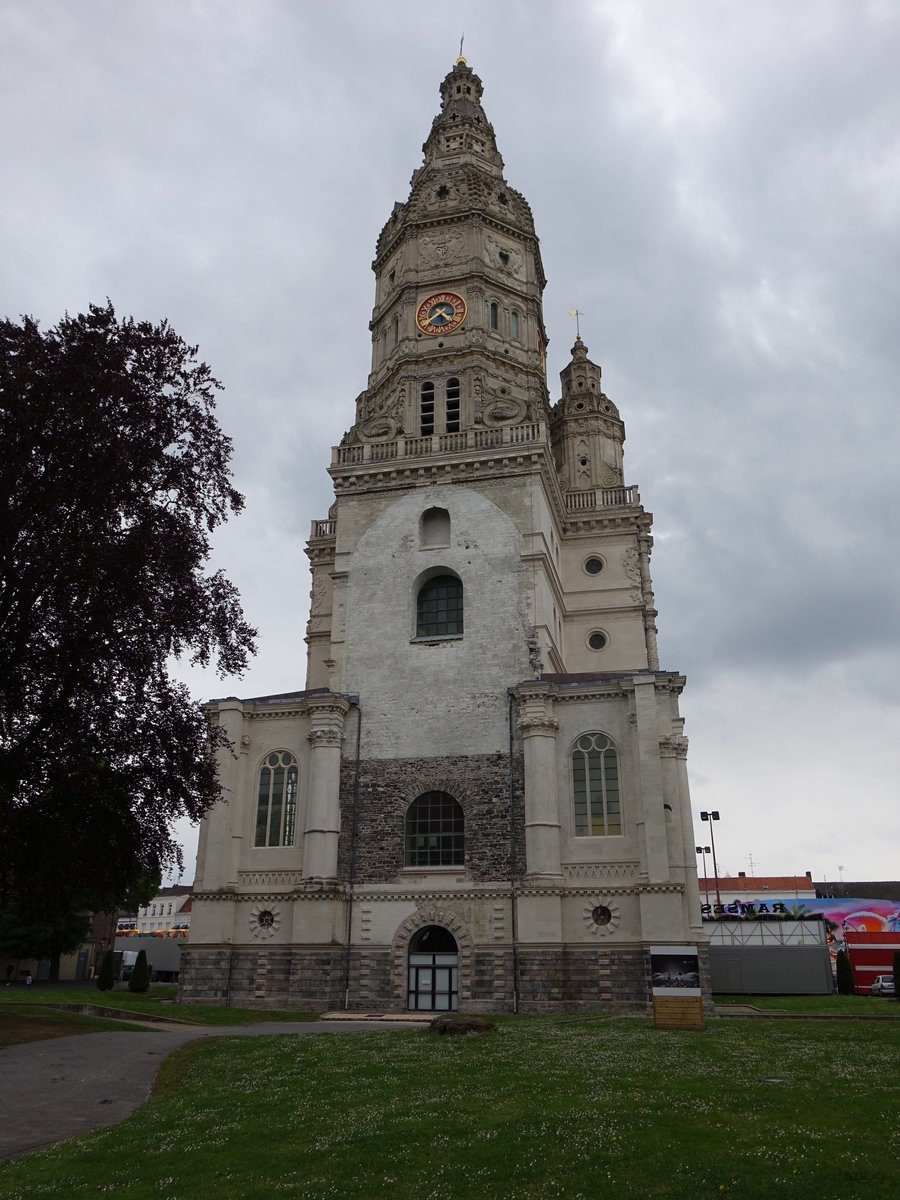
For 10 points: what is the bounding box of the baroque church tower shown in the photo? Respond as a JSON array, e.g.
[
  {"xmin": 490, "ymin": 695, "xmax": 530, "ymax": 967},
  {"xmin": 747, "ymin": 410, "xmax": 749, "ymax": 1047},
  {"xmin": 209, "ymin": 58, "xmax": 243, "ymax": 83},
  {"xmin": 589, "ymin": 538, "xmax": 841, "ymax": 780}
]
[{"xmin": 182, "ymin": 58, "xmax": 707, "ymax": 1013}]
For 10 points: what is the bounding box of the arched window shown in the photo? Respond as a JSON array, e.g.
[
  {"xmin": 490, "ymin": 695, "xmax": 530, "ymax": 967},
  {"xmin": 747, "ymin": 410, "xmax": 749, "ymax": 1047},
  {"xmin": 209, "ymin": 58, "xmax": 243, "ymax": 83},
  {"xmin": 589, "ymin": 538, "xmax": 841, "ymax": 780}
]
[
  {"xmin": 254, "ymin": 751, "xmax": 299, "ymax": 847},
  {"xmin": 420, "ymin": 381, "xmax": 435, "ymax": 435},
  {"xmin": 416, "ymin": 574, "xmax": 463, "ymax": 638},
  {"xmin": 393, "ymin": 315, "xmax": 400, "ymax": 345},
  {"xmin": 445, "ymin": 377, "xmax": 460, "ymax": 432},
  {"xmin": 510, "ymin": 310, "xmax": 519, "ymax": 339},
  {"xmin": 489, "ymin": 302, "xmax": 498, "ymax": 330},
  {"xmin": 571, "ymin": 733, "xmax": 621, "ymax": 836},
  {"xmin": 420, "ymin": 507, "xmax": 451, "ymax": 548},
  {"xmin": 405, "ymin": 792, "xmax": 464, "ymax": 866}
]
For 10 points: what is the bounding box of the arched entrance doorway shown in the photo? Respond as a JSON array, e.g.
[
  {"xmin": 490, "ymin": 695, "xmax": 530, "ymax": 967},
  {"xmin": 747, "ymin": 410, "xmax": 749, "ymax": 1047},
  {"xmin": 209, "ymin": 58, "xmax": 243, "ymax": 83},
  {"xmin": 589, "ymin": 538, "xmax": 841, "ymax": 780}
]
[{"xmin": 407, "ymin": 925, "xmax": 458, "ymax": 1011}]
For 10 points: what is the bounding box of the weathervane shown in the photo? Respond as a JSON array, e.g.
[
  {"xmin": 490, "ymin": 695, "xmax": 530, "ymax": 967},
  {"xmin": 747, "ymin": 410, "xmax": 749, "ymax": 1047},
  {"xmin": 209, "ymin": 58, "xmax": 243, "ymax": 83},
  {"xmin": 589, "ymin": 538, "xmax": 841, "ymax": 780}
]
[{"xmin": 568, "ymin": 309, "xmax": 585, "ymax": 340}]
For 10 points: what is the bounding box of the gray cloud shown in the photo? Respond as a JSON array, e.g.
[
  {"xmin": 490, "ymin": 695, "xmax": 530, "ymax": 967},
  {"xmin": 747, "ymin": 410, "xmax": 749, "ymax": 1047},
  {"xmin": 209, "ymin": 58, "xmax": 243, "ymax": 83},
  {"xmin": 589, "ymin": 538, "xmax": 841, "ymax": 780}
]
[{"xmin": 2, "ymin": 0, "xmax": 897, "ymax": 883}]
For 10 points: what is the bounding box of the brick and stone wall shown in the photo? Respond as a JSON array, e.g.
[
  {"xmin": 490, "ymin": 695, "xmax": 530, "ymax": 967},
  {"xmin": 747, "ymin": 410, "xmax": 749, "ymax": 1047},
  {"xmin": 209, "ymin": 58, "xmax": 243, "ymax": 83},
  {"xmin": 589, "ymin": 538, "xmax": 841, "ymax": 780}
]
[
  {"xmin": 179, "ymin": 946, "xmax": 345, "ymax": 1010},
  {"xmin": 337, "ymin": 751, "xmax": 526, "ymax": 884},
  {"xmin": 516, "ymin": 946, "xmax": 652, "ymax": 1012}
]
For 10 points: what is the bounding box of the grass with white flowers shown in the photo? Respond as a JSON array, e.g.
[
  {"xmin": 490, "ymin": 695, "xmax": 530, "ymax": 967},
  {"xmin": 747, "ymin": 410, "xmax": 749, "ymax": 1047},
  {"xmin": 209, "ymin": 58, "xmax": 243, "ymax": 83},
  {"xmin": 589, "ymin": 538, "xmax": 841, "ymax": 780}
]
[{"xmin": 1, "ymin": 1015, "xmax": 897, "ymax": 1198}]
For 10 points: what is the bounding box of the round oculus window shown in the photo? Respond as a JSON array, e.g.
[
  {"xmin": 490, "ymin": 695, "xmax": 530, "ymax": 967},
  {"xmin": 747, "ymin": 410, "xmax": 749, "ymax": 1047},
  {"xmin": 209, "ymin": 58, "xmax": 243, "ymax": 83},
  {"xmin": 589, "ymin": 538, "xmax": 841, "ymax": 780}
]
[
  {"xmin": 591, "ymin": 905, "xmax": 612, "ymax": 927},
  {"xmin": 588, "ymin": 632, "xmax": 607, "ymax": 651},
  {"xmin": 584, "ymin": 557, "xmax": 604, "ymax": 575}
]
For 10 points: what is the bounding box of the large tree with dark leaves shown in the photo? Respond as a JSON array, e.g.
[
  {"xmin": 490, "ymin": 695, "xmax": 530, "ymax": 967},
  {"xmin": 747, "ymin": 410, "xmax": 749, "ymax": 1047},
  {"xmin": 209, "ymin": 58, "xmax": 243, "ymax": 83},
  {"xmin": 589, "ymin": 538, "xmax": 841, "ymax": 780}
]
[{"xmin": 0, "ymin": 302, "xmax": 256, "ymax": 956}]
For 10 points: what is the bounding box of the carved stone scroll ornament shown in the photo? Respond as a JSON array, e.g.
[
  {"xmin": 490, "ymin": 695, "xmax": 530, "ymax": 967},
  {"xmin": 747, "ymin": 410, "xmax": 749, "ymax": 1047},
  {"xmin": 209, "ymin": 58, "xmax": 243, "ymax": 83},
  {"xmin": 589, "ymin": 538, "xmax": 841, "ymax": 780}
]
[
  {"xmin": 623, "ymin": 547, "xmax": 643, "ymax": 602},
  {"xmin": 359, "ymin": 385, "xmax": 405, "ymax": 441},
  {"xmin": 599, "ymin": 457, "xmax": 621, "ymax": 487},
  {"xmin": 482, "ymin": 394, "xmax": 527, "ymax": 427},
  {"xmin": 360, "ymin": 416, "xmax": 399, "ymax": 441}
]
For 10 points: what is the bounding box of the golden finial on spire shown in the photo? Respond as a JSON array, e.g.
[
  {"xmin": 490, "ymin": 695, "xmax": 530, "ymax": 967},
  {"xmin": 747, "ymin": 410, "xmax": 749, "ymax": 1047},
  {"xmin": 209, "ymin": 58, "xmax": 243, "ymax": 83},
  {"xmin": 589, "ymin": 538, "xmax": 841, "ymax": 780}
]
[
  {"xmin": 568, "ymin": 309, "xmax": 585, "ymax": 341},
  {"xmin": 457, "ymin": 33, "xmax": 466, "ymax": 65}
]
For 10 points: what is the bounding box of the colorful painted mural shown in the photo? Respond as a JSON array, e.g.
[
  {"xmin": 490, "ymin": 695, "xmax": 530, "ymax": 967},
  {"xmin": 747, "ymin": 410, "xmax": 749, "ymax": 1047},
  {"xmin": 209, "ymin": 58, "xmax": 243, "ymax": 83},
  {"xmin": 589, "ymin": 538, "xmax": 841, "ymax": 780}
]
[
  {"xmin": 699, "ymin": 896, "xmax": 900, "ymax": 932},
  {"xmin": 699, "ymin": 896, "xmax": 900, "ymax": 991}
]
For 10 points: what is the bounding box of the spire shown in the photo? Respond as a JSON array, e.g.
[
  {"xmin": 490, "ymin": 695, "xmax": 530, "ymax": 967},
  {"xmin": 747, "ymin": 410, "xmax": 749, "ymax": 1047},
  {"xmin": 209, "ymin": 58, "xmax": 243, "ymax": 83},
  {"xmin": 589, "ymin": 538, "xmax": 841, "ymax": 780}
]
[{"xmin": 421, "ymin": 59, "xmax": 504, "ymax": 174}]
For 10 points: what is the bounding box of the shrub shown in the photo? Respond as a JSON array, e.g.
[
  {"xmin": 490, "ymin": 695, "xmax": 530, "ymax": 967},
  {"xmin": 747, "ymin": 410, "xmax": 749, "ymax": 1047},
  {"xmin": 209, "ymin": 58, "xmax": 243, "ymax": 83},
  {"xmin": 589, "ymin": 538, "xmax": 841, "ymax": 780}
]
[
  {"xmin": 96, "ymin": 949, "xmax": 115, "ymax": 991},
  {"xmin": 835, "ymin": 949, "xmax": 855, "ymax": 995},
  {"xmin": 128, "ymin": 949, "xmax": 150, "ymax": 993}
]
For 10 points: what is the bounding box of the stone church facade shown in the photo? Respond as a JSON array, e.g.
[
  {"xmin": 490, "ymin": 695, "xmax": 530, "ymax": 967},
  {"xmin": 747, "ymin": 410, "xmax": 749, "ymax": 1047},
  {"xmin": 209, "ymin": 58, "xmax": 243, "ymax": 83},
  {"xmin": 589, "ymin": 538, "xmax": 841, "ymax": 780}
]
[{"xmin": 180, "ymin": 58, "xmax": 708, "ymax": 1013}]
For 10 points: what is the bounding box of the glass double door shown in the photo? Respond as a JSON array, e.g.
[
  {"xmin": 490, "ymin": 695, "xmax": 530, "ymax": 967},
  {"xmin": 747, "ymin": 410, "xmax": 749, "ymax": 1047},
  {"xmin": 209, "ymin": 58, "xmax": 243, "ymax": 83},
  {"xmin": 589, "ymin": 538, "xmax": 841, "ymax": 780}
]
[{"xmin": 408, "ymin": 951, "xmax": 458, "ymax": 1011}]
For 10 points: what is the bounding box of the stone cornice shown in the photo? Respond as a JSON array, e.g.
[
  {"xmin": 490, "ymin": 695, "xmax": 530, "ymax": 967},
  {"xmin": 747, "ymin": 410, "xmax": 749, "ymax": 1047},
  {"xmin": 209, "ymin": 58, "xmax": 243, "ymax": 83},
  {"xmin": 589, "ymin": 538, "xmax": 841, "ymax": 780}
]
[{"xmin": 191, "ymin": 880, "xmax": 685, "ymax": 905}]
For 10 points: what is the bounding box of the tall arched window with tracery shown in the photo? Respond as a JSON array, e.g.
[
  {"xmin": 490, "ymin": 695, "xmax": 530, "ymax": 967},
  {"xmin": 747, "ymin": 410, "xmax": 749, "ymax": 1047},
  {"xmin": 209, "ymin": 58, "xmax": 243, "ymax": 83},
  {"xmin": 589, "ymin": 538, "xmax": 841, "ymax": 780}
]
[
  {"xmin": 571, "ymin": 733, "xmax": 621, "ymax": 836},
  {"xmin": 254, "ymin": 751, "xmax": 299, "ymax": 847},
  {"xmin": 405, "ymin": 792, "xmax": 464, "ymax": 866}
]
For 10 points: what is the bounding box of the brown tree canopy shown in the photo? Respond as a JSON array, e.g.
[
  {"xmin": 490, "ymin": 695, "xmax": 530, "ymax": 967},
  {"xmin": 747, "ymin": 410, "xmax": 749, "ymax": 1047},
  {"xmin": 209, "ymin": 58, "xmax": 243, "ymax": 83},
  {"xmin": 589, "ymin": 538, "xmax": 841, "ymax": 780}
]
[{"xmin": 0, "ymin": 302, "xmax": 256, "ymax": 924}]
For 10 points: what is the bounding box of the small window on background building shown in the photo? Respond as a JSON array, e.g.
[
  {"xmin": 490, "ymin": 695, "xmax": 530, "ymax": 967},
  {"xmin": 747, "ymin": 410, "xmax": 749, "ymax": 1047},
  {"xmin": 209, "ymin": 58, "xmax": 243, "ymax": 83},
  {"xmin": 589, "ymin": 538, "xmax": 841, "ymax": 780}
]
[
  {"xmin": 255, "ymin": 752, "xmax": 299, "ymax": 847},
  {"xmin": 416, "ymin": 574, "xmax": 463, "ymax": 637},
  {"xmin": 445, "ymin": 378, "xmax": 460, "ymax": 432},
  {"xmin": 420, "ymin": 382, "xmax": 435, "ymax": 435}
]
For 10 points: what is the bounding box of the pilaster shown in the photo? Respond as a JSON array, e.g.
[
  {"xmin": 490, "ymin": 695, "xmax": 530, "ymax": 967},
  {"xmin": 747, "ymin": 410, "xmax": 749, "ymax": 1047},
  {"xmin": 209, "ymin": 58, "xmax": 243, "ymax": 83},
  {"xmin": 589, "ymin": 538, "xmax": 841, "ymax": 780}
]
[
  {"xmin": 515, "ymin": 682, "xmax": 563, "ymax": 880},
  {"xmin": 631, "ymin": 674, "xmax": 669, "ymax": 883},
  {"xmin": 301, "ymin": 695, "xmax": 352, "ymax": 886}
]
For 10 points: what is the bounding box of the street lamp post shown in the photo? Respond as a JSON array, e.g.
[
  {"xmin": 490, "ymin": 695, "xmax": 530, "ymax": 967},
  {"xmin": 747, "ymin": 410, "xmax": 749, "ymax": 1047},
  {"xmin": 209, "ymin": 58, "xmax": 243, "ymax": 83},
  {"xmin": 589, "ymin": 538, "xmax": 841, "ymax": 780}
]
[
  {"xmin": 695, "ymin": 845, "xmax": 711, "ymax": 907},
  {"xmin": 700, "ymin": 811, "xmax": 721, "ymax": 907}
]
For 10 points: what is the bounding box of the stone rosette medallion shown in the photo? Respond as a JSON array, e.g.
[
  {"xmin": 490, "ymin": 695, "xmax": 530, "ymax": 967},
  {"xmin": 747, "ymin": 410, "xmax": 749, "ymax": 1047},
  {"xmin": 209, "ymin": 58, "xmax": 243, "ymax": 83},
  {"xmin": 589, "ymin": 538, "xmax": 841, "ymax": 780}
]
[
  {"xmin": 582, "ymin": 898, "xmax": 622, "ymax": 937},
  {"xmin": 249, "ymin": 905, "xmax": 281, "ymax": 940}
]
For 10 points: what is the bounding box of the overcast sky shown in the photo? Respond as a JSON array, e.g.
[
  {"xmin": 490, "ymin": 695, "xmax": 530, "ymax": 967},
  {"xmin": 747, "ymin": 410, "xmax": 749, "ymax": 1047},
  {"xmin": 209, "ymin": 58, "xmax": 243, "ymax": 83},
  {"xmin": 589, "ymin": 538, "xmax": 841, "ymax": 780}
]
[{"xmin": 3, "ymin": 1, "xmax": 898, "ymax": 888}]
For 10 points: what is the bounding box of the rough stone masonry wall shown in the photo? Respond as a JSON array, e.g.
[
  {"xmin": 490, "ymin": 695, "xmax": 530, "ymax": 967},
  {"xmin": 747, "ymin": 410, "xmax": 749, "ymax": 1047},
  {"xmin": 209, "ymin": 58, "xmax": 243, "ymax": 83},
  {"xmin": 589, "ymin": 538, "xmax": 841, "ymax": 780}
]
[
  {"xmin": 337, "ymin": 752, "xmax": 526, "ymax": 884},
  {"xmin": 516, "ymin": 947, "xmax": 652, "ymax": 1012},
  {"xmin": 178, "ymin": 946, "xmax": 345, "ymax": 1011}
]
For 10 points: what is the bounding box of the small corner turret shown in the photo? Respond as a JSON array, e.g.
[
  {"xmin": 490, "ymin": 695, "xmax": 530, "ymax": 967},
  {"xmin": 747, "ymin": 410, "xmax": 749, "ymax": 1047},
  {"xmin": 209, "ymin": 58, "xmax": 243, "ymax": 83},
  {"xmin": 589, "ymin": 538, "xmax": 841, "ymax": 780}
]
[{"xmin": 550, "ymin": 338, "xmax": 626, "ymax": 492}]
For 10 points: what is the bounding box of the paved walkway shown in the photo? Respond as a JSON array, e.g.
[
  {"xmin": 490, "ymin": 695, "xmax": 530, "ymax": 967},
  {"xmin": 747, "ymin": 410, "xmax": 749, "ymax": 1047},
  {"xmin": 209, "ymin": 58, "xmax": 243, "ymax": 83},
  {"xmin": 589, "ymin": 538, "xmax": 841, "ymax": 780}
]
[{"xmin": 0, "ymin": 1018, "xmax": 419, "ymax": 1161}]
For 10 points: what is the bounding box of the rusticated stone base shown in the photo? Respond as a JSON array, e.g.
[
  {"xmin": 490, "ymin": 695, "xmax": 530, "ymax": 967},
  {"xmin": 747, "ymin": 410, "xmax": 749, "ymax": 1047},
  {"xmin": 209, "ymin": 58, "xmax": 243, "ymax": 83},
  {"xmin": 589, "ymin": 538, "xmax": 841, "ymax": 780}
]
[
  {"xmin": 516, "ymin": 946, "xmax": 651, "ymax": 1012},
  {"xmin": 180, "ymin": 939, "xmax": 712, "ymax": 1014},
  {"xmin": 178, "ymin": 945, "xmax": 345, "ymax": 1011}
]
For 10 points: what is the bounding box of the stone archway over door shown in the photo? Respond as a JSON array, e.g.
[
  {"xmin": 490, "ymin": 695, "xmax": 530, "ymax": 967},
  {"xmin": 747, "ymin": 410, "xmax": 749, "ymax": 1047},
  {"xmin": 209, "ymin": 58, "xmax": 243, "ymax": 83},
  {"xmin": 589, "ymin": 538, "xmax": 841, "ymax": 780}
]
[
  {"xmin": 391, "ymin": 906, "xmax": 473, "ymax": 1010},
  {"xmin": 407, "ymin": 925, "xmax": 458, "ymax": 1011}
]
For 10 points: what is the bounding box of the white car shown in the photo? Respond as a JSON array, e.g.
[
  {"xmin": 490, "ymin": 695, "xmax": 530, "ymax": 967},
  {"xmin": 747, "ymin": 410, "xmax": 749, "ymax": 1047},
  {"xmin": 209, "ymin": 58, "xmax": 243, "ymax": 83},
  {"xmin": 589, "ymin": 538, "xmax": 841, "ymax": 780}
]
[{"xmin": 869, "ymin": 975, "xmax": 895, "ymax": 996}]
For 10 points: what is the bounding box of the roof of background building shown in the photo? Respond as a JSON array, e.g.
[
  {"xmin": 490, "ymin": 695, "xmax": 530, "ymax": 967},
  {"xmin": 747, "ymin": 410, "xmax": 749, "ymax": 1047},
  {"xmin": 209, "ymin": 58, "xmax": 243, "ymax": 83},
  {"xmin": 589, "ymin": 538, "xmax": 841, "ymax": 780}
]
[
  {"xmin": 814, "ymin": 880, "xmax": 900, "ymax": 901},
  {"xmin": 699, "ymin": 874, "xmax": 815, "ymax": 893}
]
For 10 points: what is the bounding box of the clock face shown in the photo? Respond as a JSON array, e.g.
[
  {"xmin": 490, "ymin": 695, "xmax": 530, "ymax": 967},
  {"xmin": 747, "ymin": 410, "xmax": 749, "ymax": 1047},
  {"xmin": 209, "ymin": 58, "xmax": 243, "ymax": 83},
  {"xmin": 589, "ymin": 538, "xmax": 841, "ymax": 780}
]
[{"xmin": 416, "ymin": 291, "xmax": 467, "ymax": 336}]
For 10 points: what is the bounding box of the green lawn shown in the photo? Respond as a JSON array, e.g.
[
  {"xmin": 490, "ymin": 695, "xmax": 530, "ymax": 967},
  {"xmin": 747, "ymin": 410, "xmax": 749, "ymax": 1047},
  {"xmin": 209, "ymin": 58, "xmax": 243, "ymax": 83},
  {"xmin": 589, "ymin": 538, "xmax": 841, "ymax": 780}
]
[
  {"xmin": 0, "ymin": 984, "xmax": 319, "ymax": 1028},
  {"xmin": 1, "ymin": 1016, "xmax": 897, "ymax": 1198},
  {"xmin": 0, "ymin": 1005, "xmax": 150, "ymax": 1048},
  {"xmin": 716, "ymin": 993, "xmax": 900, "ymax": 1016}
]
